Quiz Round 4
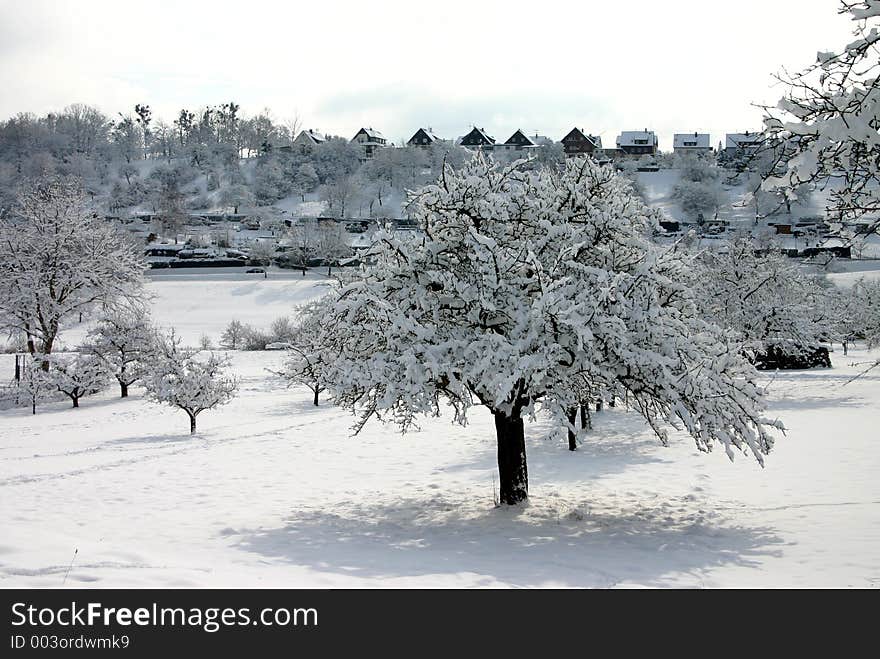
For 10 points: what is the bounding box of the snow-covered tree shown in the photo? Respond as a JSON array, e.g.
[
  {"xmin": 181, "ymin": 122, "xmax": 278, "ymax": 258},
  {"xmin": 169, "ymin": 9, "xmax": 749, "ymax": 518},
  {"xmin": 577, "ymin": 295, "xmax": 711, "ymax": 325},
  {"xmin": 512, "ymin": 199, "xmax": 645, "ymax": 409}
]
[
  {"xmin": 320, "ymin": 156, "xmax": 781, "ymax": 505},
  {"xmin": 315, "ymin": 221, "xmax": 352, "ymax": 275},
  {"xmin": 85, "ymin": 307, "xmax": 156, "ymax": 397},
  {"xmin": 831, "ymin": 278, "xmax": 880, "ymax": 352},
  {"xmin": 143, "ymin": 330, "xmax": 238, "ymax": 434},
  {"xmin": 219, "ymin": 320, "xmax": 248, "ymax": 350},
  {"xmin": 0, "ymin": 177, "xmax": 146, "ymax": 362},
  {"xmin": 46, "ymin": 352, "xmax": 109, "ymax": 408},
  {"xmin": 762, "ymin": 1, "xmax": 880, "ymax": 230},
  {"xmin": 15, "ymin": 355, "xmax": 54, "ymax": 415},
  {"xmin": 248, "ymin": 240, "xmax": 277, "ymax": 267},
  {"xmin": 672, "ymin": 157, "xmax": 725, "ymax": 221},
  {"xmin": 292, "ymin": 163, "xmax": 319, "ymax": 202},
  {"xmin": 694, "ymin": 238, "xmax": 832, "ymax": 357},
  {"xmin": 286, "ymin": 218, "xmax": 319, "ymax": 275},
  {"xmin": 274, "ymin": 298, "xmax": 332, "ymax": 406}
]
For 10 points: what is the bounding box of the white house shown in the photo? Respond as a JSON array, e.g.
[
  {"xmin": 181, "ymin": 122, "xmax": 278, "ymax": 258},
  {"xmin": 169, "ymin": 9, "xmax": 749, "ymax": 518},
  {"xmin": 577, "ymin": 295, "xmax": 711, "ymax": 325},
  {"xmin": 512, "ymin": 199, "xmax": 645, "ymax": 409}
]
[
  {"xmin": 293, "ymin": 129, "xmax": 326, "ymax": 150},
  {"xmin": 616, "ymin": 129, "xmax": 658, "ymax": 155},
  {"xmin": 673, "ymin": 132, "xmax": 712, "ymax": 155},
  {"xmin": 724, "ymin": 131, "xmax": 763, "ymax": 159}
]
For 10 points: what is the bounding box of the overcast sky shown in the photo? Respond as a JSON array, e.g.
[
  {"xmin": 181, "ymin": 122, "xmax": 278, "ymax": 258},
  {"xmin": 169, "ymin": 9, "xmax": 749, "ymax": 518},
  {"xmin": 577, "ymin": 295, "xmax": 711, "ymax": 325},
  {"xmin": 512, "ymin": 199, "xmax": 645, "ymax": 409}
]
[{"xmin": 0, "ymin": 0, "xmax": 857, "ymax": 150}]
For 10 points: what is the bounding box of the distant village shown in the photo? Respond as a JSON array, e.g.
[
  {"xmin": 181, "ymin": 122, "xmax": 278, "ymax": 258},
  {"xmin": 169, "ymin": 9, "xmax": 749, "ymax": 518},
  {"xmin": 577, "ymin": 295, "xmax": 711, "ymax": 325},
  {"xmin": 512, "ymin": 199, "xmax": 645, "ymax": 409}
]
[{"xmin": 290, "ymin": 125, "xmax": 764, "ymax": 165}]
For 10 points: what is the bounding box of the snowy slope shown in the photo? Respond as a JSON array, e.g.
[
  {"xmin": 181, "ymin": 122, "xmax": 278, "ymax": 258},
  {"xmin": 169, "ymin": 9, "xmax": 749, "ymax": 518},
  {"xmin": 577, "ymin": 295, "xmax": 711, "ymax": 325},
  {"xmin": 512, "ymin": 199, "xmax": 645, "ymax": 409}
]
[{"xmin": 0, "ymin": 274, "xmax": 878, "ymax": 588}]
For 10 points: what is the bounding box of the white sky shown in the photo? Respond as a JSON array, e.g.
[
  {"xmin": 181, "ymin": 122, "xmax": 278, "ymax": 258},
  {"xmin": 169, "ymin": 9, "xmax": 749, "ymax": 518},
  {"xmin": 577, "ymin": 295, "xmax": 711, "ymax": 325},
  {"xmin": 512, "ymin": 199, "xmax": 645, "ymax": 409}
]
[{"xmin": 0, "ymin": 0, "xmax": 858, "ymax": 150}]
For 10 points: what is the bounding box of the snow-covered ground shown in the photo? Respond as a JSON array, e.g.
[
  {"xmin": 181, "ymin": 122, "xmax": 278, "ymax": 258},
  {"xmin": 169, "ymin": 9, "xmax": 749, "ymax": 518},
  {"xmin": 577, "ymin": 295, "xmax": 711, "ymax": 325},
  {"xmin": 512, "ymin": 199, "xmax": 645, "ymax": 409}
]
[{"xmin": 1, "ymin": 275, "xmax": 878, "ymax": 588}]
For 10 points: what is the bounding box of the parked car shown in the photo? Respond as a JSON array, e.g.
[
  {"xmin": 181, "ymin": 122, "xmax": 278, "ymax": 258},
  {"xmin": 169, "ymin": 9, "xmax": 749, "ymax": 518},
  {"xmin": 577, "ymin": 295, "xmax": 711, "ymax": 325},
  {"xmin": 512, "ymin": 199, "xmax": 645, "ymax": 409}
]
[{"xmin": 246, "ymin": 267, "xmax": 266, "ymax": 274}]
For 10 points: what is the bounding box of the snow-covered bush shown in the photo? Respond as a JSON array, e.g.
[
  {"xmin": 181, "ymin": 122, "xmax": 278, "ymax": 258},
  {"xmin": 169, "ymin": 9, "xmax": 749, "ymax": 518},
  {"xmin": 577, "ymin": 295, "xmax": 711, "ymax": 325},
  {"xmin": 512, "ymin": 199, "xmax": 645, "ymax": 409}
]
[
  {"xmin": 219, "ymin": 320, "xmax": 248, "ymax": 350},
  {"xmin": 143, "ymin": 331, "xmax": 238, "ymax": 434},
  {"xmin": 320, "ymin": 156, "xmax": 781, "ymax": 505}
]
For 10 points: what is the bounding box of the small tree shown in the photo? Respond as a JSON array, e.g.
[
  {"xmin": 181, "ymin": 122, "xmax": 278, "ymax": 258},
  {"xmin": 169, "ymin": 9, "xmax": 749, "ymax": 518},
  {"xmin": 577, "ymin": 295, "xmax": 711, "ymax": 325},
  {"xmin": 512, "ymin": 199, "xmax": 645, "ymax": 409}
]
[
  {"xmin": 248, "ymin": 240, "xmax": 277, "ymax": 267},
  {"xmin": 269, "ymin": 316, "xmax": 296, "ymax": 344},
  {"xmin": 143, "ymin": 331, "xmax": 238, "ymax": 434},
  {"xmin": 315, "ymin": 221, "xmax": 352, "ymax": 276},
  {"xmin": 275, "ymin": 299, "xmax": 331, "ymax": 405},
  {"xmin": 219, "ymin": 320, "xmax": 248, "ymax": 350},
  {"xmin": 16, "ymin": 356, "xmax": 54, "ymax": 415},
  {"xmin": 85, "ymin": 307, "xmax": 156, "ymax": 397},
  {"xmin": 672, "ymin": 157, "xmax": 725, "ymax": 221},
  {"xmin": 47, "ymin": 352, "xmax": 109, "ymax": 408},
  {"xmin": 287, "ymin": 218, "xmax": 319, "ymax": 275}
]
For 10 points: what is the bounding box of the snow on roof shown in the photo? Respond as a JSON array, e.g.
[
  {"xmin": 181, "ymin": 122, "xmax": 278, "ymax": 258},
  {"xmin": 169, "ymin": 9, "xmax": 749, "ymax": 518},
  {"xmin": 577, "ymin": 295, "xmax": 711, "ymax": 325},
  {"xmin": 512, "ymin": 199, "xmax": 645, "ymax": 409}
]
[
  {"xmin": 354, "ymin": 127, "xmax": 386, "ymax": 142},
  {"xmin": 725, "ymin": 132, "xmax": 764, "ymax": 149},
  {"xmin": 409, "ymin": 128, "xmax": 443, "ymax": 143},
  {"xmin": 296, "ymin": 129, "xmax": 326, "ymax": 144},
  {"xmin": 673, "ymin": 133, "xmax": 711, "ymax": 148},
  {"xmin": 616, "ymin": 130, "xmax": 658, "ymax": 147},
  {"xmin": 504, "ymin": 129, "xmax": 536, "ymax": 146},
  {"xmin": 460, "ymin": 126, "xmax": 495, "ymax": 145},
  {"xmin": 562, "ymin": 127, "xmax": 601, "ymax": 148}
]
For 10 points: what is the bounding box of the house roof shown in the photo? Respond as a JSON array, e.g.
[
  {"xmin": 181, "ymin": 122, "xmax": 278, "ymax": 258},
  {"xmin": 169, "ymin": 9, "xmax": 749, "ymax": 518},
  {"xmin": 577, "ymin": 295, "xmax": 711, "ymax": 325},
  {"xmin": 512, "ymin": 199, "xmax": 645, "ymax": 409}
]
[
  {"xmin": 673, "ymin": 132, "xmax": 711, "ymax": 148},
  {"xmin": 617, "ymin": 130, "xmax": 658, "ymax": 147},
  {"xmin": 460, "ymin": 126, "xmax": 495, "ymax": 145},
  {"xmin": 354, "ymin": 127, "xmax": 386, "ymax": 142},
  {"xmin": 561, "ymin": 127, "xmax": 602, "ymax": 149},
  {"xmin": 504, "ymin": 129, "xmax": 536, "ymax": 146},
  {"xmin": 725, "ymin": 132, "xmax": 764, "ymax": 149},
  {"xmin": 408, "ymin": 128, "xmax": 443, "ymax": 144},
  {"xmin": 296, "ymin": 129, "xmax": 326, "ymax": 144}
]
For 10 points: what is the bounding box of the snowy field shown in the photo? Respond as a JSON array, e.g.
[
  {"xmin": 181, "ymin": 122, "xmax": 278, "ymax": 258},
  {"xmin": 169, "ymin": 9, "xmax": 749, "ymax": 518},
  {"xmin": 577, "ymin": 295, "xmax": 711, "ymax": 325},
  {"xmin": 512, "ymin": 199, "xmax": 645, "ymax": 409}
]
[{"xmin": 1, "ymin": 274, "xmax": 879, "ymax": 588}]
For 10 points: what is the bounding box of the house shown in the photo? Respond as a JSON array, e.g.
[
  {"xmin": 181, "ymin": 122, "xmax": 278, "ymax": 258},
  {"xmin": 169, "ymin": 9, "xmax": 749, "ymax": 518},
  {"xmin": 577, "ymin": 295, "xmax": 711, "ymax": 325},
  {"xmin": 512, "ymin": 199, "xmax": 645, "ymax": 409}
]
[
  {"xmin": 292, "ymin": 129, "xmax": 326, "ymax": 150},
  {"xmin": 560, "ymin": 127, "xmax": 602, "ymax": 157},
  {"xmin": 351, "ymin": 127, "xmax": 388, "ymax": 160},
  {"xmin": 673, "ymin": 132, "xmax": 712, "ymax": 156},
  {"xmin": 723, "ymin": 131, "xmax": 763, "ymax": 161},
  {"xmin": 616, "ymin": 129, "xmax": 658, "ymax": 156},
  {"xmin": 458, "ymin": 126, "xmax": 496, "ymax": 151},
  {"xmin": 497, "ymin": 129, "xmax": 539, "ymax": 154},
  {"xmin": 407, "ymin": 127, "xmax": 444, "ymax": 148}
]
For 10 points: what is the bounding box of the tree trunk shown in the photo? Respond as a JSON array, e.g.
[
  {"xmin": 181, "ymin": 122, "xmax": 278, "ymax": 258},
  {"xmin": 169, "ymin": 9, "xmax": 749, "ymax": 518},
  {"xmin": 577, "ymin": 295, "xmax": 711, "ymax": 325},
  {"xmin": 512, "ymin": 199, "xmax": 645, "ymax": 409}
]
[
  {"xmin": 596, "ymin": 399, "xmax": 603, "ymax": 412},
  {"xmin": 566, "ymin": 407, "xmax": 578, "ymax": 451},
  {"xmin": 580, "ymin": 402, "xmax": 591, "ymax": 430},
  {"xmin": 313, "ymin": 389, "xmax": 319, "ymax": 406},
  {"xmin": 189, "ymin": 413, "xmax": 197, "ymax": 434},
  {"xmin": 72, "ymin": 397, "xmax": 79, "ymax": 408},
  {"xmin": 608, "ymin": 397, "xmax": 616, "ymax": 408},
  {"xmin": 843, "ymin": 341, "xmax": 848, "ymax": 356},
  {"xmin": 120, "ymin": 382, "xmax": 129, "ymax": 398},
  {"xmin": 493, "ymin": 409, "xmax": 528, "ymax": 505}
]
